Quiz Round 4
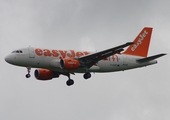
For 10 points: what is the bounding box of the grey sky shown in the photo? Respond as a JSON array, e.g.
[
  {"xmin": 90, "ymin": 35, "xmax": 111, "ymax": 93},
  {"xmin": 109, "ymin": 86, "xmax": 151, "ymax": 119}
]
[{"xmin": 0, "ymin": 0, "xmax": 170, "ymax": 120}]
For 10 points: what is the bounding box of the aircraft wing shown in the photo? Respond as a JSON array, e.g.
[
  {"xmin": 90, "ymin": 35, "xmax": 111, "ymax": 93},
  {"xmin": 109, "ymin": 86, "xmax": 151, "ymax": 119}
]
[{"xmin": 78, "ymin": 42, "xmax": 133, "ymax": 68}]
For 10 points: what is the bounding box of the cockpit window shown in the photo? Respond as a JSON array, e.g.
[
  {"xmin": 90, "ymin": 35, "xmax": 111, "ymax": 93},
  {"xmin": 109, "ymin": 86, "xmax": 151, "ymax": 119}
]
[
  {"xmin": 12, "ymin": 51, "xmax": 16, "ymax": 53},
  {"xmin": 11, "ymin": 50, "xmax": 23, "ymax": 53}
]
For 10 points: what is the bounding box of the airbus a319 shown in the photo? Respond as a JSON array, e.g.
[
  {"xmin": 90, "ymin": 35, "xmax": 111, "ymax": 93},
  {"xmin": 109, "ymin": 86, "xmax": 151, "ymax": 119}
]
[{"xmin": 5, "ymin": 27, "xmax": 166, "ymax": 86}]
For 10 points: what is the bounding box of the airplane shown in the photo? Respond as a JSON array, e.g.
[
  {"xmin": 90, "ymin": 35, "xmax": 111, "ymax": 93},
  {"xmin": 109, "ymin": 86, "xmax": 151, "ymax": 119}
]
[{"xmin": 5, "ymin": 27, "xmax": 166, "ymax": 86}]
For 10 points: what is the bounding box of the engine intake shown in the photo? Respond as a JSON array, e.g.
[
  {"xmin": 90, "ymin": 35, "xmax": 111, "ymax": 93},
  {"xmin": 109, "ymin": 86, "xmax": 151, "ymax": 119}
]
[{"xmin": 60, "ymin": 58, "xmax": 80, "ymax": 70}]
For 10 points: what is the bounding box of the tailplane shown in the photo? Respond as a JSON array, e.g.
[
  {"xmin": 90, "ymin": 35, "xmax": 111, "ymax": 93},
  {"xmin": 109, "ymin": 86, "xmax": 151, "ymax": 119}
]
[
  {"xmin": 136, "ymin": 53, "xmax": 166, "ymax": 63},
  {"xmin": 123, "ymin": 27, "xmax": 153, "ymax": 57}
]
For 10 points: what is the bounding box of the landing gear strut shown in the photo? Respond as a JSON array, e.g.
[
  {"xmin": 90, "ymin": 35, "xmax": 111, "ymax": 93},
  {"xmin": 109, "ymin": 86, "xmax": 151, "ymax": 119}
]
[
  {"xmin": 66, "ymin": 73, "xmax": 74, "ymax": 86},
  {"xmin": 83, "ymin": 72, "xmax": 91, "ymax": 79},
  {"xmin": 25, "ymin": 67, "xmax": 31, "ymax": 78}
]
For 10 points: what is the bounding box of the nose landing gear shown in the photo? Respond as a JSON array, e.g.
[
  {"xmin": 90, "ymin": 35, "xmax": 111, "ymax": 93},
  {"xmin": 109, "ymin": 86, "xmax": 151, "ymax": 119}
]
[
  {"xmin": 25, "ymin": 67, "xmax": 31, "ymax": 78},
  {"xmin": 26, "ymin": 74, "xmax": 31, "ymax": 78}
]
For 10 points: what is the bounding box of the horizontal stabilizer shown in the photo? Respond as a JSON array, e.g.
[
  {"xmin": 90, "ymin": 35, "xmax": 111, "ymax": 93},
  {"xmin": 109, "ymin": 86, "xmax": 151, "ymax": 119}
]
[{"xmin": 137, "ymin": 53, "xmax": 166, "ymax": 63}]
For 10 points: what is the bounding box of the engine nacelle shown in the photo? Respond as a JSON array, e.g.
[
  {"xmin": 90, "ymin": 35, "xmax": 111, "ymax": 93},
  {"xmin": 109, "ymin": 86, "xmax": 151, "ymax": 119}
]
[
  {"xmin": 60, "ymin": 58, "xmax": 80, "ymax": 70},
  {"xmin": 34, "ymin": 68, "xmax": 54, "ymax": 80}
]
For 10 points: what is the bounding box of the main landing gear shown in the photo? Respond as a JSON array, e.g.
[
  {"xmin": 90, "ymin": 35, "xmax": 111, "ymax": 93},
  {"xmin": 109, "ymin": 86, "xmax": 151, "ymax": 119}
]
[
  {"xmin": 66, "ymin": 73, "xmax": 74, "ymax": 86},
  {"xmin": 25, "ymin": 67, "xmax": 31, "ymax": 78},
  {"xmin": 66, "ymin": 72, "xmax": 91, "ymax": 86},
  {"xmin": 83, "ymin": 72, "xmax": 91, "ymax": 79}
]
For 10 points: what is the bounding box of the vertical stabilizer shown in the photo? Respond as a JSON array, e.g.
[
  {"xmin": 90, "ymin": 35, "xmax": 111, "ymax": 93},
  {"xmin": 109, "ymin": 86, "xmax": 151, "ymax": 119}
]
[{"xmin": 123, "ymin": 27, "xmax": 153, "ymax": 57}]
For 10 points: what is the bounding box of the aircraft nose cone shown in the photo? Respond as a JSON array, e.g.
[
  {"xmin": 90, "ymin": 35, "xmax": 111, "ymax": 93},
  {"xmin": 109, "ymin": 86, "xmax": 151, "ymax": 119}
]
[
  {"xmin": 5, "ymin": 55, "xmax": 11, "ymax": 63},
  {"xmin": 5, "ymin": 55, "xmax": 14, "ymax": 64}
]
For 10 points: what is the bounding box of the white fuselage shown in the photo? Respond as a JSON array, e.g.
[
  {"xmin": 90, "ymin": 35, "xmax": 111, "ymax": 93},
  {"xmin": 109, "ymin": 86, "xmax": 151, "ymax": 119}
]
[{"xmin": 5, "ymin": 47, "xmax": 157, "ymax": 73}]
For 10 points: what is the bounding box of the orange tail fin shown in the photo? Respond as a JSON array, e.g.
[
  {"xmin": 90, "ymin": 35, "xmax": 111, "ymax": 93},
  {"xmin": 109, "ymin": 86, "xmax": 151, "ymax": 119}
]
[{"xmin": 123, "ymin": 27, "xmax": 153, "ymax": 57}]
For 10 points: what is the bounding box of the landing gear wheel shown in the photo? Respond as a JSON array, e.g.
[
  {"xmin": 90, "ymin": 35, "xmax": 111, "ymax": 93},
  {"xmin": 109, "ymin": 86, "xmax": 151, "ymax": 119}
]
[
  {"xmin": 83, "ymin": 72, "xmax": 91, "ymax": 79},
  {"xmin": 26, "ymin": 67, "xmax": 31, "ymax": 78},
  {"xmin": 26, "ymin": 74, "xmax": 31, "ymax": 78},
  {"xmin": 66, "ymin": 79, "xmax": 74, "ymax": 86}
]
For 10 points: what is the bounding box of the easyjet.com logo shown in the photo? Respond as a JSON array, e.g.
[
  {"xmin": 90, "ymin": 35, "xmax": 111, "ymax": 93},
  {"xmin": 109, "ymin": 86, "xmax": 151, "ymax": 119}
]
[{"xmin": 131, "ymin": 30, "xmax": 148, "ymax": 51}]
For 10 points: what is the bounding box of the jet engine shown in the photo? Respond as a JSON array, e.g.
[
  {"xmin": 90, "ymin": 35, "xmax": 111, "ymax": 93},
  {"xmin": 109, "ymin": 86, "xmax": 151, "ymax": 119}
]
[
  {"xmin": 60, "ymin": 58, "xmax": 80, "ymax": 70},
  {"xmin": 34, "ymin": 68, "xmax": 54, "ymax": 80}
]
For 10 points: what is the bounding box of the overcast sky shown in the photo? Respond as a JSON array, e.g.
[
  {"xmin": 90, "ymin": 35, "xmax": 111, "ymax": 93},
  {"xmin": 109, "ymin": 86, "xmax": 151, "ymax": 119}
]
[{"xmin": 0, "ymin": 0, "xmax": 170, "ymax": 120}]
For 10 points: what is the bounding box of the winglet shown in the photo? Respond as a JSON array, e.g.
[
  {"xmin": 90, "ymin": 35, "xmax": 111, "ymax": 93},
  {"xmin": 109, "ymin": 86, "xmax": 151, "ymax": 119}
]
[{"xmin": 123, "ymin": 27, "xmax": 153, "ymax": 57}]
